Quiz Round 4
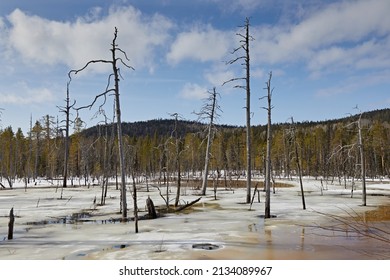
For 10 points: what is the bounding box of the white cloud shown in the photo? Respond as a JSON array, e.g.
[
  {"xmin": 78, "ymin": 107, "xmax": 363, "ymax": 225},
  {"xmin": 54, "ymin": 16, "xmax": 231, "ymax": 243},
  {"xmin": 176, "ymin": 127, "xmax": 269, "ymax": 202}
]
[
  {"xmin": 251, "ymin": 0, "xmax": 390, "ymax": 73},
  {"xmin": 316, "ymin": 70, "xmax": 390, "ymax": 97},
  {"xmin": 0, "ymin": 84, "xmax": 55, "ymax": 105},
  {"xmin": 208, "ymin": 0, "xmax": 268, "ymax": 14},
  {"xmin": 167, "ymin": 25, "xmax": 231, "ymax": 64},
  {"xmin": 205, "ymin": 67, "xmax": 235, "ymax": 87},
  {"xmin": 179, "ymin": 83, "xmax": 208, "ymax": 100},
  {"xmin": 5, "ymin": 6, "xmax": 173, "ymax": 72}
]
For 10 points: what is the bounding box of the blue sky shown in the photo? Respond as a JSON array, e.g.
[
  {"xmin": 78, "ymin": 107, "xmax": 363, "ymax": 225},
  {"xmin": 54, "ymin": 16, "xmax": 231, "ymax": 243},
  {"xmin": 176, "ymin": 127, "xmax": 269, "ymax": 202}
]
[{"xmin": 0, "ymin": 0, "xmax": 389, "ymax": 134}]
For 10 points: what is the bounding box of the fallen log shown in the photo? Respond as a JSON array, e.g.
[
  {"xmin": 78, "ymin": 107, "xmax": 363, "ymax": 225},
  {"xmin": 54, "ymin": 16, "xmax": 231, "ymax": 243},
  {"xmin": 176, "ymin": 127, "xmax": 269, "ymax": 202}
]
[{"xmin": 175, "ymin": 197, "xmax": 202, "ymax": 212}]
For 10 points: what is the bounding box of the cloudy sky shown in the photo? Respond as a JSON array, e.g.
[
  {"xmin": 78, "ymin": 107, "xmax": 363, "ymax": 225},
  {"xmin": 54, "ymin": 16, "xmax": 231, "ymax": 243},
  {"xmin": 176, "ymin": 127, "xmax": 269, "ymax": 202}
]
[{"xmin": 0, "ymin": 0, "xmax": 389, "ymax": 133}]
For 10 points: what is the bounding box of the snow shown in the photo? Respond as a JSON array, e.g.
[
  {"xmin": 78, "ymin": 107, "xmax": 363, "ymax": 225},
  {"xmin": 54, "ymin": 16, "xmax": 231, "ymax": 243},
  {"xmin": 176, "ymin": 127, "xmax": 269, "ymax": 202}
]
[{"xmin": 0, "ymin": 177, "xmax": 389, "ymax": 260}]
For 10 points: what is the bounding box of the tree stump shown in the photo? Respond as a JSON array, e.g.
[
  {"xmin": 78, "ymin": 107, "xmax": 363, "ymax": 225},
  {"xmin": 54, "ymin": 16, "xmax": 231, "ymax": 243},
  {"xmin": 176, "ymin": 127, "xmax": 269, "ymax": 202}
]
[
  {"xmin": 8, "ymin": 207, "xmax": 14, "ymax": 240},
  {"xmin": 146, "ymin": 196, "xmax": 158, "ymax": 219}
]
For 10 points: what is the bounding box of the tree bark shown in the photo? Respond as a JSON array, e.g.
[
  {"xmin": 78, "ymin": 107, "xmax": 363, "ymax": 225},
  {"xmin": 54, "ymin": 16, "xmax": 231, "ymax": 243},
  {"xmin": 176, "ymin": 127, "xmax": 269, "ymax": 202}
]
[
  {"xmin": 8, "ymin": 207, "xmax": 14, "ymax": 240},
  {"xmin": 264, "ymin": 72, "xmax": 273, "ymax": 218},
  {"xmin": 201, "ymin": 88, "xmax": 218, "ymax": 196},
  {"xmin": 111, "ymin": 28, "xmax": 128, "ymax": 220},
  {"xmin": 245, "ymin": 19, "xmax": 252, "ymax": 204},
  {"xmin": 358, "ymin": 114, "xmax": 366, "ymax": 206},
  {"xmin": 292, "ymin": 117, "xmax": 306, "ymax": 210},
  {"xmin": 146, "ymin": 196, "xmax": 158, "ymax": 219},
  {"xmin": 131, "ymin": 174, "xmax": 139, "ymax": 233}
]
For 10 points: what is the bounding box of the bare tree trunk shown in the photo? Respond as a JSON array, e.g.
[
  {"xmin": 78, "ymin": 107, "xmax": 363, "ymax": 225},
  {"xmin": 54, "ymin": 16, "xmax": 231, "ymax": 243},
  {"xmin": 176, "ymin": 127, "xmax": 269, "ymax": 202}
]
[
  {"xmin": 173, "ymin": 114, "xmax": 182, "ymax": 208},
  {"xmin": 61, "ymin": 84, "xmax": 72, "ymax": 197},
  {"xmin": 8, "ymin": 207, "xmax": 14, "ymax": 240},
  {"xmin": 146, "ymin": 196, "xmax": 157, "ymax": 219},
  {"xmin": 292, "ymin": 117, "xmax": 306, "ymax": 210},
  {"xmin": 200, "ymin": 88, "xmax": 219, "ymax": 196},
  {"xmin": 223, "ymin": 18, "xmax": 253, "ymax": 203},
  {"xmin": 358, "ymin": 114, "xmax": 366, "ymax": 206},
  {"xmin": 264, "ymin": 72, "xmax": 273, "ymax": 218},
  {"xmin": 245, "ymin": 19, "xmax": 252, "ymax": 204},
  {"xmin": 67, "ymin": 27, "xmax": 134, "ymax": 222},
  {"xmin": 110, "ymin": 29, "xmax": 128, "ymax": 220},
  {"xmin": 131, "ymin": 173, "xmax": 139, "ymax": 233}
]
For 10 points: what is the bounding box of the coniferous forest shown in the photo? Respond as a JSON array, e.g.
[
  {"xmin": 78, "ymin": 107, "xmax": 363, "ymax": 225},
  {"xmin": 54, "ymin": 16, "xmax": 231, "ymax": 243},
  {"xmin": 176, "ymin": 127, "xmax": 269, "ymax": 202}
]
[{"xmin": 1, "ymin": 108, "xmax": 389, "ymax": 189}]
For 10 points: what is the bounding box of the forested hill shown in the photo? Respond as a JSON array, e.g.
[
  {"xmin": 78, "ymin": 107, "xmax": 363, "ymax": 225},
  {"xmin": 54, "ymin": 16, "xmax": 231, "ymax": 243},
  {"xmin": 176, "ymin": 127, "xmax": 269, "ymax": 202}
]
[
  {"xmin": 82, "ymin": 118, "xmax": 237, "ymax": 138},
  {"xmin": 82, "ymin": 108, "xmax": 390, "ymax": 138},
  {"xmin": 284, "ymin": 108, "xmax": 390, "ymax": 127}
]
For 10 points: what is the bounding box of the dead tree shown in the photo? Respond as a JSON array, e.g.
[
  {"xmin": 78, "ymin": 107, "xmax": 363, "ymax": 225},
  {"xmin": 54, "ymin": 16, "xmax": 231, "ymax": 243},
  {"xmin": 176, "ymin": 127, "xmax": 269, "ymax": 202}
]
[
  {"xmin": 328, "ymin": 108, "xmax": 367, "ymax": 206},
  {"xmin": 99, "ymin": 109, "xmax": 114, "ymax": 206},
  {"xmin": 223, "ymin": 17, "xmax": 254, "ymax": 203},
  {"xmin": 146, "ymin": 196, "xmax": 158, "ymax": 219},
  {"xmin": 8, "ymin": 207, "xmax": 14, "ymax": 240},
  {"xmin": 68, "ymin": 27, "xmax": 134, "ymax": 222},
  {"xmin": 131, "ymin": 172, "xmax": 139, "ymax": 233},
  {"xmin": 194, "ymin": 87, "xmax": 222, "ymax": 196},
  {"xmin": 357, "ymin": 111, "xmax": 367, "ymax": 206},
  {"xmin": 171, "ymin": 113, "xmax": 184, "ymax": 208},
  {"xmin": 175, "ymin": 197, "xmax": 202, "ymax": 212},
  {"xmin": 57, "ymin": 81, "xmax": 76, "ymax": 197},
  {"xmin": 290, "ymin": 117, "xmax": 306, "ymax": 210},
  {"xmin": 262, "ymin": 72, "xmax": 274, "ymax": 218}
]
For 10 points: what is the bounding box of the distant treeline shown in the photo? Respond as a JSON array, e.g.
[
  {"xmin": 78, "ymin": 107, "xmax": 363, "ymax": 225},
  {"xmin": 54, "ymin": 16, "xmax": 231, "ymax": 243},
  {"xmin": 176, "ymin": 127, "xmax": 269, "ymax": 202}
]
[{"xmin": 0, "ymin": 108, "xmax": 389, "ymax": 187}]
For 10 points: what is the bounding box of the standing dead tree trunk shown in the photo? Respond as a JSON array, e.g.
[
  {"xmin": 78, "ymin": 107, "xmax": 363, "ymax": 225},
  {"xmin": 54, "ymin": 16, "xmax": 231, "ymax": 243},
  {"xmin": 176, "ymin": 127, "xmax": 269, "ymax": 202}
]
[
  {"xmin": 146, "ymin": 196, "xmax": 158, "ymax": 219},
  {"xmin": 357, "ymin": 112, "xmax": 367, "ymax": 206},
  {"xmin": 8, "ymin": 207, "xmax": 14, "ymax": 240},
  {"xmin": 57, "ymin": 82, "xmax": 75, "ymax": 198},
  {"xmin": 328, "ymin": 108, "xmax": 367, "ymax": 206},
  {"xmin": 290, "ymin": 117, "xmax": 306, "ymax": 210},
  {"xmin": 223, "ymin": 17, "xmax": 254, "ymax": 203},
  {"xmin": 194, "ymin": 87, "xmax": 222, "ymax": 196},
  {"xmin": 262, "ymin": 72, "xmax": 274, "ymax": 218},
  {"xmin": 68, "ymin": 27, "xmax": 134, "ymax": 223},
  {"xmin": 131, "ymin": 172, "xmax": 139, "ymax": 233}
]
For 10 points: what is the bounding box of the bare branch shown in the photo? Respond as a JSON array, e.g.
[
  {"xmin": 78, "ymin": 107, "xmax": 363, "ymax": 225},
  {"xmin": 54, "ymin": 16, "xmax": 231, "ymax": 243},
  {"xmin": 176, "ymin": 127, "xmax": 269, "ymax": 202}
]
[
  {"xmin": 116, "ymin": 57, "xmax": 135, "ymax": 70},
  {"xmin": 68, "ymin": 59, "xmax": 112, "ymax": 77},
  {"xmin": 222, "ymin": 77, "xmax": 245, "ymax": 86},
  {"xmin": 225, "ymin": 55, "xmax": 246, "ymax": 65},
  {"xmin": 74, "ymin": 88, "xmax": 115, "ymax": 111}
]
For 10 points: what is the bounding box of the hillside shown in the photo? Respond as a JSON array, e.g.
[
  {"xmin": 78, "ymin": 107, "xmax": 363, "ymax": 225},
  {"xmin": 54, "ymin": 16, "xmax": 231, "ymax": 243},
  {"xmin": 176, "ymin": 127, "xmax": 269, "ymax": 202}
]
[{"xmin": 82, "ymin": 108, "xmax": 390, "ymax": 138}]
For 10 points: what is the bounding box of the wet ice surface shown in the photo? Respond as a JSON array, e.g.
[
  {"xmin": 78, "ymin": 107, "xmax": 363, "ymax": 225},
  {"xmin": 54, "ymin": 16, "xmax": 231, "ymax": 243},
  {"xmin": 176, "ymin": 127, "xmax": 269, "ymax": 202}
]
[{"xmin": 0, "ymin": 178, "xmax": 389, "ymax": 260}]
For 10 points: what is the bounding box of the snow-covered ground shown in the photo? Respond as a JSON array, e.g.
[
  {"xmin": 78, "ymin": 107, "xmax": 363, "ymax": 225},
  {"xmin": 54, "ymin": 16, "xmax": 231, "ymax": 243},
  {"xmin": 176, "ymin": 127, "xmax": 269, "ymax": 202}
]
[{"xmin": 0, "ymin": 177, "xmax": 389, "ymax": 260}]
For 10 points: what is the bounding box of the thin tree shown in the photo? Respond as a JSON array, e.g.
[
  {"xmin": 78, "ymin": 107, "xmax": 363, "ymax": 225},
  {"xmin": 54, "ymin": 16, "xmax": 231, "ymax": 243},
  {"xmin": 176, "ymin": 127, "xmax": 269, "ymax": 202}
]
[
  {"xmin": 223, "ymin": 17, "xmax": 254, "ymax": 203},
  {"xmin": 290, "ymin": 117, "xmax": 306, "ymax": 210},
  {"xmin": 171, "ymin": 113, "xmax": 185, "ymax": 208},
  {"xmin": 194, "ymin": 87, "xmax": 222, "ymax": 196},
  {"xmin": 261, "ymin": 72, "xmax": 274, "ymax": 218},
  {"xmin": 356, "ymin": 110, "xmax": 367, "ymax": 206},
  {"xmin": 58, "ymin": 82, "xmax": 75, "ymax": 196},
  {"xmin": 68, "ymin": 27, "xmax": 134, "ymax": 222},
  {"xmin": 328, "ymin": 107, "xmax": 367, "ymax": 206}
]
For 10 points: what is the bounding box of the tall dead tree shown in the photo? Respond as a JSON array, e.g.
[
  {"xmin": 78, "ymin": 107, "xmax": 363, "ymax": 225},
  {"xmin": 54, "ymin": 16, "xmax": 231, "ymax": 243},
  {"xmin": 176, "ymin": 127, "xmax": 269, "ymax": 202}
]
[
  {"xmin": 171, "ymin": 113, "xmax": 186, "ymax": 208},
  {"xmin": 223, "ymin": 17, "xmax": 254, "ymax": 203},
  {"xmin": 291, "ymin": 117, "xmax": 306, "ymax": 210},
  {"xmin": 330, "ymin": 108, "xmax": 367, "ymax": 206},
  {"xmin": 8, "ymin": 207, "xmax": 14, "ymax": 240},
  {"xmin": 262, "ymin": 72, "xmax": 274, "ymax": 218},
  {"xmin": 58, "ymin": 82, "xmax": 75, "ymax": 197},
  {"xmin": 357, "ymin": 111, "xmax": 367, "ymax": 206},
  {"xmin": 195, "ymin": 87, "xmax": 222, "ymax": 196},
  {"xmin": 68, "ymin": 27, "xmax": 134, "ymax": 222}
]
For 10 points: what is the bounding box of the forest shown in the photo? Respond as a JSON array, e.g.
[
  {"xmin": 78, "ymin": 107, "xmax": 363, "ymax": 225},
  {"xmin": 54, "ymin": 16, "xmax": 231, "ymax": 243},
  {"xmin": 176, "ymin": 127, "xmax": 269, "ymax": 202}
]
[
  {"xmin": 0, "ymin": 23, "xmax": 389, "ymax": 260},
  {"xmin": 0, "ymin": 108, "xmax": 389, "ymax": 190}
]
